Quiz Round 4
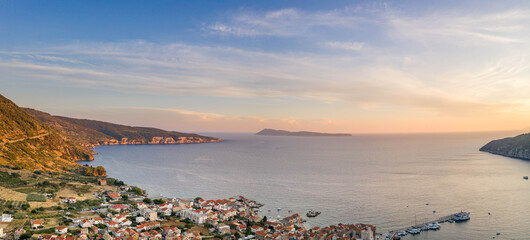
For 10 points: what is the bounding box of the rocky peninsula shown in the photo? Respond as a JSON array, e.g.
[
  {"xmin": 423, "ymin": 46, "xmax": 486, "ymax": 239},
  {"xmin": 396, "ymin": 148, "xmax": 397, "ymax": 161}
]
[{"xmin": 480, "ymin": 132, "xmax": 530, "ymax": 160}]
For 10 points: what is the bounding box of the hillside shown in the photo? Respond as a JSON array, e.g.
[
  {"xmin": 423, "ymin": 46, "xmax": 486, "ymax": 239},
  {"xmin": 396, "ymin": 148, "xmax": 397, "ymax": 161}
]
[
  {"xmin": 256, "ymin": 128, "xmax": 352, "ymax": 137},
  {"xmin": 0, "ymin": 94, "xmax": 93, "ymax": 171},
  {"xmin": 480, "ymin": 133, "xmax": 530, "ymax": 160},
  {"xmin": 24, "ymin": 108, "xmax": 221, "ymax": 148}
]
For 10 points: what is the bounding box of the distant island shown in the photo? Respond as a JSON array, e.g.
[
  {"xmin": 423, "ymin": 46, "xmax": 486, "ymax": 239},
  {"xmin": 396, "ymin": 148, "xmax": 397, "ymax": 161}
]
[
  {"xmin": 480, "ymin": 132, "xmax": 530, "ymax": 160},
  {"xmin": 256, "ymin": 128, "xmax": 352, "ymax": 137}
]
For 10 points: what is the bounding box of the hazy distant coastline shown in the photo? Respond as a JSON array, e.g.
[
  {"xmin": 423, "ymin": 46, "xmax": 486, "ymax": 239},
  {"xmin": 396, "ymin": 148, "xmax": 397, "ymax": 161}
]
[{"xmin": 256, "ymin": 128, "xmax": 352, "ymax": 137}]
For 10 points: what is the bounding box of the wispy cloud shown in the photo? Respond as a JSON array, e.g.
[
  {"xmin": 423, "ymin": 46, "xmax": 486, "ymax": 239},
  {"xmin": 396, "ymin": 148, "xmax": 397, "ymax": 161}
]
[
  {"xmin": 387, "ymin": 9, "xmax": 530, "ymax": 45},
  {"xmin": 3, "ymin": 6, "xmax": 530, "ymax": 130},
  {"xmin": 322, "ymin": 41, "xmax": 365, "ymax": 51},
  {"xmin": 0, "ymin": 39, "xmax": 520, "ymax": 117},
  {"xmin": 208, "ymin": 8, "xmax": 371, "ymax": 37}
]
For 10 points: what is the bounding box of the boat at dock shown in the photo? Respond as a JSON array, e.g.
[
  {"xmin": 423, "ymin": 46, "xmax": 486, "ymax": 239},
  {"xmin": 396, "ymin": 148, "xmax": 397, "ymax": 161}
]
[
  {"xmin": 306, "ymin": 210, "xmax": 321, "ymax": 217},
  {"xmin": 407, "ymin": 228, "xmax": 420, "ymax": 234},
  {"xmin": 427, "ymin": 222, "xmax": 440, "ymax": 230},
  {"xmin": 453, "ymin": 212, "xmax": 470, "ymax": 222}
]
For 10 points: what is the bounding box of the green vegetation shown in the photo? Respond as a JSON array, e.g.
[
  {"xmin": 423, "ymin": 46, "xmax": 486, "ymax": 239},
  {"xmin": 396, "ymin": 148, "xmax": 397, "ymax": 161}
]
[
  {"xmin": 0, "ymin": 171, "xmax": 27, "ymax": 188},
  {"xmin": 83, "ymin": 166, "xmax": 107, "ymax": 177},
  {"xmin": 0, "ymin": 200, "xmax": 30, "ymax": 214},
  {"xmin": 130, "ymin": 186, "xmax": 144, "ymax": 196},
  {"xmin": 66, "ymin": 199, "xmax": 103, "ymax": 210},
  {"xmin": 26, "ymin": 194, "xmax": 46, "ymax": 202},
  {"xmin": 105, "ymin": 178, "xmax": 124, "ymax": 186}
]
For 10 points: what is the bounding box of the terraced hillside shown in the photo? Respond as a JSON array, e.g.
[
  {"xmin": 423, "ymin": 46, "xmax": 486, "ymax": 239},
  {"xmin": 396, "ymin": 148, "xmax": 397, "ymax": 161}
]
[{"xmin": 0, "ymin": 94, "xmax": 93, "ymax": 171}]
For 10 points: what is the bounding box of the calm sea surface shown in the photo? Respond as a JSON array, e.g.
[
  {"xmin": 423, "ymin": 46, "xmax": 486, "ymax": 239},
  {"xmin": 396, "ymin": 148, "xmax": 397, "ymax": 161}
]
[{"xmin": 87, "ymin": 132, "xmax": 530, "ymax": 239}]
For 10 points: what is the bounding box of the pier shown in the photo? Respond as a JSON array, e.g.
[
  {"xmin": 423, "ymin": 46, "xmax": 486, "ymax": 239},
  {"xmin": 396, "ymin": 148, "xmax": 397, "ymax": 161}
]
[{"xmin": 385, "ymin": 212, "xmax": 465, "ymax": 239}]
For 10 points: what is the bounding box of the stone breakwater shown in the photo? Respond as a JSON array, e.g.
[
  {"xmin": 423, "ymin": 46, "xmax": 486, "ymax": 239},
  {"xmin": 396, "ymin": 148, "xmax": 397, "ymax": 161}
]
[{"xmin": 82, "ymin": 136, "xmax": 221, "ymax": 148}]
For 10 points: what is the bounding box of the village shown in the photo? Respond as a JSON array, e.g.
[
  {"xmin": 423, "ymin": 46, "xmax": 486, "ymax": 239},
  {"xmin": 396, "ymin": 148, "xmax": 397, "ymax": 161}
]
[{"xmin": 0, "ymin": 179, "xmax": 377, "ymax": 240}]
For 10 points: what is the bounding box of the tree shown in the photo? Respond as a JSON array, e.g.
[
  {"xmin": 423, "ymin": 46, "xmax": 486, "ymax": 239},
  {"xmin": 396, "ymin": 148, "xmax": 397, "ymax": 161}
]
[
  {"xmin": 122, "ymin": 195, "xmax": 129, "ymax": 201},
  {"xmin": 95, "ymin": 166, "xmax": 107, "ymax": 176},
  {"xmin": 245, "ymin": 220, "xmax": 252, "ymax": 236},
  {"xmin": 153, "ymin": 199, "xmax": 165, "ymax": 205},
  {"xmin": 19, "ymin": 233, "xmax": 32, "ymax": 239},
  {"xmin": 143, "ymin": 198, "xmax": 152, "ymax": 204},
  {"xmin": 83, "ymin": 166, "xmax": 107, "ymax": 176},
  {"xmin": 21, "ymin": 203, "xmax": 30, "ymax": 210},
  {"xmin": 131, "ymin": 186, "xmax": 144, "ymax": 196}
]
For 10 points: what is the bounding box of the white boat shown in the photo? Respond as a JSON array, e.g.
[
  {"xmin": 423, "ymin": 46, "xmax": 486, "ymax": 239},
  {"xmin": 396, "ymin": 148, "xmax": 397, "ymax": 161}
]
[
  {"xmin": 427, "ymin": 223, "xmax": 440, "ymax": 230},
  {"xmin": 407, "ymin": 228, "xmax": 420, "ymax": 234},
  {"xmin": 453, "ymin": 212, "xmax": 470, "ymax": 222}
]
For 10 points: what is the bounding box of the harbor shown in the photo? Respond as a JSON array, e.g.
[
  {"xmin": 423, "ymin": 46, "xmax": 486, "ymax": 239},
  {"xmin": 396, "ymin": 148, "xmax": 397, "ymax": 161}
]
[{"xmin": 384, "ymin": 212, "xmax": 470, "ymax": 239}]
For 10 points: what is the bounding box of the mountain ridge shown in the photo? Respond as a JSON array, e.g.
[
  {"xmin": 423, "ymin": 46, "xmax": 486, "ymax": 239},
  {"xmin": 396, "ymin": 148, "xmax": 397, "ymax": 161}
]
[{"xmin": 24, "ymin": 108, "xmax": 221, "ymax": 148}]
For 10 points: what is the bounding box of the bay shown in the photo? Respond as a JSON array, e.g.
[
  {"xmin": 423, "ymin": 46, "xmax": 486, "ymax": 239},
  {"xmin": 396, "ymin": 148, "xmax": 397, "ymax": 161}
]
[{"xmin": 86, "ymin": 131, "xmax": 530, "ymax": 239}]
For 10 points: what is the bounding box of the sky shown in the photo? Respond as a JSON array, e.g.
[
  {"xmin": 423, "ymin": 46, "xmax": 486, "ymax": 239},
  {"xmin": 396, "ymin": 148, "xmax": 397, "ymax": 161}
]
[{"xmin": 1, "ymin": 0, "xmax": 530, "ymax": 134}]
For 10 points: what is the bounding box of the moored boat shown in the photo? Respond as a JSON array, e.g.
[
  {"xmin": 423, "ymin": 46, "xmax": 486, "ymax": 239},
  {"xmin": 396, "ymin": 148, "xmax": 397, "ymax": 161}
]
[
  {"xmin": 453, "ymin": 211, "xmax": 470, "ymax": 222},
  {"xmin": 306, "ymin": 210, "xmax": 321, "ymax": 217}
]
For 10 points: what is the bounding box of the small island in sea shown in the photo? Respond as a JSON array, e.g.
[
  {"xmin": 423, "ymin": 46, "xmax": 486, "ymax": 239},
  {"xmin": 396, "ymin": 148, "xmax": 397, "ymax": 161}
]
[{"xmin": 256, "ymin": 128, "xmax": 352, "ymax": 137}]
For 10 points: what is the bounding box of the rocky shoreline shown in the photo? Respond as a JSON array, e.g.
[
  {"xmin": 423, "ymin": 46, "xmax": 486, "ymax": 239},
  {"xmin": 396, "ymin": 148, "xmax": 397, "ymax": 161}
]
[{"xmin": 83, "ymin": 136, "xmax": 221, "ymax": 149}]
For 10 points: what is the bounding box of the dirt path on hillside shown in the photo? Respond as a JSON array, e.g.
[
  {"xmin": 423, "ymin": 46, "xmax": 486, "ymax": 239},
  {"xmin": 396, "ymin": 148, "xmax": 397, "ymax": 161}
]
[{"xmin": 0, "ymin": 132, "xmax": 50, "ymax": 146}]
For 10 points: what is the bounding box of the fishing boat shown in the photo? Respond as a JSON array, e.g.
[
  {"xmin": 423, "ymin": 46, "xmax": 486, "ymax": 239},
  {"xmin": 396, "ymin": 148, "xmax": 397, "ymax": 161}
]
[{"xmin": 306, "ymin": 210, "xmax": 321, "ymax": 217}]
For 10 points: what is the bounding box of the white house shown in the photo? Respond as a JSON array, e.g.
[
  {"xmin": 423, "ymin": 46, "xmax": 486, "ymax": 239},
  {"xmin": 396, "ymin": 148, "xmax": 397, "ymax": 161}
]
[
  {"xmin": 55, "ymin": 226, "xmax": 68, "ymax": 234},
  {"xmin": 136, "ymin": 216, "xmax": 145, "ymax": 223},
  {"xmin": 181, "ymin": 209, "xmax": 207, "ymax": 224},
  {"xmin": 106, "ymin": 221, "xmax": 119, "ymax": 228},
  {"xmin": 79, "ymin": 220, "xmax": 92, "ymax": 228},
  {"xmin": 0, "ymin": 214, "xmax": 13, "ymax": 223},
  {"xmin": 140, "ymin": 208, "xmax": 158, "ymax": 221},
  {"xmin": 361, "ymin": 226, "xmax": 375, "ymax": 240},
  {"xmin": 217, "ymin": 224, "xmax": 231, "ymax": 234},
  {"xmin": 160, "ymin": 207, "xmax": 172, "ymax": 216},
  {"xmin": 120, "ymin": 219, "xmax": 132, "ymax": 226},
  {"xmin": 92, "ymin": 217, "xmax": 104, "ymax": 225}
]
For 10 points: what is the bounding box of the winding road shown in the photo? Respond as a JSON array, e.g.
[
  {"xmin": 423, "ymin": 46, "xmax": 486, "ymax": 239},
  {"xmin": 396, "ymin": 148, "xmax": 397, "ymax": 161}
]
[{"xmin": 0, "ymin": 132, "xmax": 50, "ymax": 146}]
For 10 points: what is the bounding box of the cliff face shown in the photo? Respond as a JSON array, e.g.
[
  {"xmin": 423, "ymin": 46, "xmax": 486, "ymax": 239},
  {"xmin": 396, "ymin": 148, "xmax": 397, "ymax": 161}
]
[
  {"xmin": 24, "ymin": 108, "xmax": 221, "ymax": 149},
  {"xmin": 0, "ymin": 94, "xmax": 93, "ymax": 171},
  {"xmin": 480, "ymin": 133, "xmax": 530, "ymax": 160}
]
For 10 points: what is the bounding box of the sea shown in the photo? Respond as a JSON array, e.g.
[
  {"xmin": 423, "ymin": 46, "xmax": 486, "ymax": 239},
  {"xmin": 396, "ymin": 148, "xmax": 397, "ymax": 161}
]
[{"xmin": 85, "ymin": 131, "xmax": 530, "ymax": 239}]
